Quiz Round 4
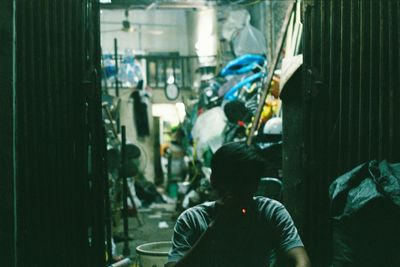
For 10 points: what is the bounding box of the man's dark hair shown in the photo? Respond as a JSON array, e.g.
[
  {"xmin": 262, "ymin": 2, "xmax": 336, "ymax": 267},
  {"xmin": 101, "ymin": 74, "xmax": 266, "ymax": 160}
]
[{"xmin": 210, "ymin": 141, "xmax": 265, "ymax": 197}]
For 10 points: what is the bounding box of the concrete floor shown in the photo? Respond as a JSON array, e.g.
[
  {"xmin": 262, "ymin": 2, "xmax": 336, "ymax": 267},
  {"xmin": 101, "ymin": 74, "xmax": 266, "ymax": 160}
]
[{"xmin": 115, "ymin": 202, "xmax": 177, "ymax": 264}]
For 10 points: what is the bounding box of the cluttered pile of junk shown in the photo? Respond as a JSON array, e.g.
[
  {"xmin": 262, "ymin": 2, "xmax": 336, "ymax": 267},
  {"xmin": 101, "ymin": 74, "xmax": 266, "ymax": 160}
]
[
  {"xmin": 166, "ymin": 52, "xmax": 285, "ymax": 214},
  {"xmin": 97, "ymin": 6, "xmax": 300, "ymax": 264},
  {"xmin": 101, "ymin": 52, "xmax": 285, "ymax": 217},
  {"xmin": 100, "ymin": 11, "xmax": 290, "ymax": 223}
]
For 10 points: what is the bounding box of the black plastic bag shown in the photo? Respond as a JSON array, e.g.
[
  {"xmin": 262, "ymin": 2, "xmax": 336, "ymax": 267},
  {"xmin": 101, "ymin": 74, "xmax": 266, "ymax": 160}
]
[{"xmin": 329, "ymin": 160, "xmax": 400, "ymax": 267}]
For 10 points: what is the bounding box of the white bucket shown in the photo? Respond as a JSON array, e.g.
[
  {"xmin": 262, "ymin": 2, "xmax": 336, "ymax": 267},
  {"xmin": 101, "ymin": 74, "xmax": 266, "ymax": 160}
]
[{"xmin": 136, "ymin": 241, "xmax": 172, "ymax": 267}]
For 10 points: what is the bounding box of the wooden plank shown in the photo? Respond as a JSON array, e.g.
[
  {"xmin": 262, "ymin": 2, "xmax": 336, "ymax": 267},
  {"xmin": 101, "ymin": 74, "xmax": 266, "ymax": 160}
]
[{"xmin": 247, "ymin": 1, "xmax": 296, "ymax": 145}]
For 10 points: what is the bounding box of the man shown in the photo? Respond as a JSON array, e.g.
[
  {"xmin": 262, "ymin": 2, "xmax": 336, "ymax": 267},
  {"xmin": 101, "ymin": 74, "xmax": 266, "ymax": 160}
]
[{"xmin": 166, "ymin": 142, "xmax": 310, "ymax": 267}]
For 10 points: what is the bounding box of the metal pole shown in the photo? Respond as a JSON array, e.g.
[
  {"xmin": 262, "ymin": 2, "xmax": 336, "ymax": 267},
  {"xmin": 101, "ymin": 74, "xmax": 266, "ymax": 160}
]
[
  {"xmin": 114, "ymin": 38, "xmax": 121, "ymax": 133},
  {"xmin": 92, "ymin": 1, "xmax": 106, "ymax": 265},
  {"xmin": 114, "ymin": 38, "xmax": 119, "ymax": 97},
  {"xmin": 103, "ymin": 127, "xmax": 113, "ymax": 264},
  {"xmin": 102, "ymin": 103, "xmax": 119, "ymax": 140},
  {"xmin": 120, "ymin": 126, "xmax": 131, "ymax": 256},
  {"xmin": 101, "ymin": 46, "xmax": 109, "ymax": 94}
]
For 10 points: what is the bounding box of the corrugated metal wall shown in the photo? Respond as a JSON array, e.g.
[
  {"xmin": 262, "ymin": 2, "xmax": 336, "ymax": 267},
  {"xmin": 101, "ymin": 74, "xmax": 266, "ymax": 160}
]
[
  {"xmin": 0, "ymin": 1, "xmax": 16, "ymax": 266},
  {"xmin": 14, "ymin": 0, "xmax": 105, "ymax": 266},
  {"xmin": 302, "ymin": 0, "xmax": 400, "ymax": 265}
]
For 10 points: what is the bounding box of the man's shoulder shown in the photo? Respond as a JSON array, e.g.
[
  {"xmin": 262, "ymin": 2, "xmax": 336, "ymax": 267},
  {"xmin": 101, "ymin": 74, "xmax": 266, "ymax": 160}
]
[
  {"xmin": 177, "ymin": 201, "xmax": 215, "ymax": 222},
  {"xmin": 184, "ymin": 201, "xmax": 215, "ymax": 213},
  {"xmin": 253, "ymin": 196, "xmax": 286, "ymax": 218},
  {"xmin": 254, "ymin": 196, "xmax": 284, "ymax": 207}
]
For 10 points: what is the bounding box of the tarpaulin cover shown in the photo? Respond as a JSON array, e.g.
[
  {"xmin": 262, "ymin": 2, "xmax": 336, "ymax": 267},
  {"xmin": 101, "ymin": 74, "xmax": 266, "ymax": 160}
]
[
  {"xmin": 329, "ymin": 160, "xmax": 400, "ymax": 220},
  {"xmin": 329, "ymin": 160, "xmax": 400, "ymax": 267}
]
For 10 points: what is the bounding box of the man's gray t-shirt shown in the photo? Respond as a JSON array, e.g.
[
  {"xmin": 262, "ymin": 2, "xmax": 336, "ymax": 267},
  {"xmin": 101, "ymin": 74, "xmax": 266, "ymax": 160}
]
[{"xmin": 168, "ymin": 196, "xmax": 303, "ymax": 266}]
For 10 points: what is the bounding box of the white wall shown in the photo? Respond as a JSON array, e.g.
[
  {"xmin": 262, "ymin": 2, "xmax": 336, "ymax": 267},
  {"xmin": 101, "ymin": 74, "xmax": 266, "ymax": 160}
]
[
  {"xmin": 114, "ymin": 88, "xmax": 192, "ymax": 183},
  {"xmin": 117, "ymin": 88, "xmax": 156, "ymax": 183},
  {"xmin": 101, "ymin": 9, "xmax": 189, "ymax": 55}
]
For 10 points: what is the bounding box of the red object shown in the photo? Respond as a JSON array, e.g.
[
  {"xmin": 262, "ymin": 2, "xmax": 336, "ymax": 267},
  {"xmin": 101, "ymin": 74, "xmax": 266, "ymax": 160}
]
[
  {"xmin": 237, "ymin": 121, "xmax": 245, "ymax": 127},
  {"xmin": 241, "ymin": 208, "xmax": 247, "ymax": 214}
]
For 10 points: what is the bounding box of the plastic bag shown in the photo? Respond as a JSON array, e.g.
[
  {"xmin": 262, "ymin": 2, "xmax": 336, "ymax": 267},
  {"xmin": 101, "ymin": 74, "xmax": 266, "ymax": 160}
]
[
  {"xmin": 232, "ymin": 23, "xmax": 267, "ymax": 56},
  {"xmin": 222, "ymin": 9, "xmax": 250, "ymax": 41},
  {"xmin": 102, "ymin": 54, "xmax": 116, "ymax": 79},
  {"xmin": 118, "ymin": 49, "xmax": 143, "ymax": 87},
  {"xmin": 191, "ymin": 107, "xmax": 227, "ymax": 157}
]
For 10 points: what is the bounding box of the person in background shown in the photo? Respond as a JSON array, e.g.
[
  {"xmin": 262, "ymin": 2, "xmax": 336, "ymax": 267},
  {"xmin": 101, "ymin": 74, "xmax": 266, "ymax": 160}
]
[{"xmin": 165, "ymin": 141, "xmax": 310, "ymax": 267}]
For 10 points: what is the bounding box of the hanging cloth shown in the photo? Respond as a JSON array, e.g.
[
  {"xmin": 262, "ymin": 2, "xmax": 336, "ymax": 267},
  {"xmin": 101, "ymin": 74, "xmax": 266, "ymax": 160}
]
[{"xmin": 131, "ymin": 87, "xmax": 150, "ymax": 137}]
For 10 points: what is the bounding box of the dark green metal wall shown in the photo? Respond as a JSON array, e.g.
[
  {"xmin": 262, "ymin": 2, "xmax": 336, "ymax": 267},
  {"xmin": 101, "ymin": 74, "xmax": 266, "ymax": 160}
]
[
  {"xmin": 302, "ymin": 0, "xmax": 400, "ymax": 265},
  {"xmin": 0, "ymin": 1, "xmax": 16, "ymax": 266},
  {"xmin": 0, "ymin": 0, "xmax": 105, "ymax": 266}
]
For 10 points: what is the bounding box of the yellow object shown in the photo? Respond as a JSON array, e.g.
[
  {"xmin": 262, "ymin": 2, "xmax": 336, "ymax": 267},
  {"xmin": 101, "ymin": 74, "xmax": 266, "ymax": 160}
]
[
  {"xmin": 260, "ymin": 104, "xmax": 273, "ymax": 125},
  {"xmin": 245, "ymin": 92, "xmax": 282, "ymax": 136},
  {"xmin": 271, "ymin": 99, "xmax": 281, "ymax": 114}
]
